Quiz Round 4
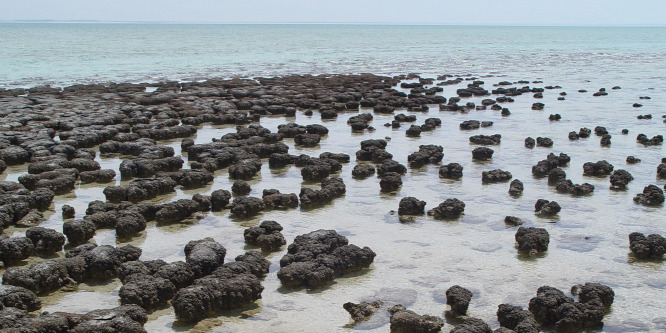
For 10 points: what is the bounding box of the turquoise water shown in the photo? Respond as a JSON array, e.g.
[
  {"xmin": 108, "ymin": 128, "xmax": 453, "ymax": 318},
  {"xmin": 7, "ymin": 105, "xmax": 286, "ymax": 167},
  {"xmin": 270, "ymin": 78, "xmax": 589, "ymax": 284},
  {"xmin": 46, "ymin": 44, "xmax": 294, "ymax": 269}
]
[{"xmin": 1, "ymin": 24, "xmax": 666, "ymax": 88}]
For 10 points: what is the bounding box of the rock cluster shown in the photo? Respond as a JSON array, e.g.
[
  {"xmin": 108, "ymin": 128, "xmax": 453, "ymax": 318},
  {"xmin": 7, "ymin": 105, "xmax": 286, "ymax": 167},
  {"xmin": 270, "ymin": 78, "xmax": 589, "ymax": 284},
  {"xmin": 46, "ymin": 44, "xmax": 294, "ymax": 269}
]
[{"xmin": 277, "ymin": 230, "xmax": 375, "ymax": 287}]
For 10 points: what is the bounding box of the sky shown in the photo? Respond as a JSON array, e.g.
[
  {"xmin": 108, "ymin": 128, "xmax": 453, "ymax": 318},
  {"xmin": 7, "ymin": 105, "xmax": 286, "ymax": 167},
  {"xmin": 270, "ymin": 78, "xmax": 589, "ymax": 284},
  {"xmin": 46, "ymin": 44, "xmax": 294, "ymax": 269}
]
[{"xmin": 1, "ymin": 0, "xmax": 665, "ymax": 26}]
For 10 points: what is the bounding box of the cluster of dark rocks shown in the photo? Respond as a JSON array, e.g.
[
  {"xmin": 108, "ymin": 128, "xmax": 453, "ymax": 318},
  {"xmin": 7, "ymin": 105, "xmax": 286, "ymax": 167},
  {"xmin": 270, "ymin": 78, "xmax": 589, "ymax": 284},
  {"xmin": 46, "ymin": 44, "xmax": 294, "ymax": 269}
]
[
  {"xmin": 3, "ymin": 244, "xmax": 141, "ymax": 294},
  {"xmin": 343, "ymin": 282, "xmax": 614, "ymax": 333},
  {"xmin": 244, "ymin": 220, "xmax": 287, "ymax": 251},
  {"xmin": 633, "ymin": 185, "xmax": 665, "ymax": 206},
  {"xmin": 628, "ymin": 232, "xmax": 665, "ymax": 259},
  {"xmin": 0, "ymin": 303, "xmax": 149, "ymax": 332},
  {"xmin": 0, "ymin": 73, "xmax": 661, "ymax": 331},
  {"xmin": 277, "ymin": 230, "xmax": 375, "ymax": 287},
  {"xmin": 532, "ymin": 153, "xmax": 570, "ymax": 177}
]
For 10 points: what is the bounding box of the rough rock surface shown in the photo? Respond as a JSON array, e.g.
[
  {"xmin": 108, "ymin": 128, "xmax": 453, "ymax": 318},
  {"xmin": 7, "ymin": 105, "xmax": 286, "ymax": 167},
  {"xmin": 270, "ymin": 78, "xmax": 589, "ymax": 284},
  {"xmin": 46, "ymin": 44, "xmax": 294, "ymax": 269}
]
[
  {"xmin": 446, "ymin": 285, "xmax": 473, "ymax": 315},
  {"xmin": 633, "ymin": 185, "xmax": 664, "ymax": 205},
  {"xmin": 428, "ymin": 198, "xmax": 465, "ymax": 219},
  {"xmin": 388, "ymin": 304, "xmax": 444, "ymax": 333},
  {"xmin": 535, "ymin": 199, "xmax": 561, "ymax": 216},
  {"xmin": 628, "ymin": 232, "xmax": 666, "ymax": 259},
  {"xmin": 343, "ymin": 300, "xmax": 384, "ymax": 323},
  {"xmin": 515, "ymin": 227, "xmax": 549, "ymax": 255},
  {"xmin": 171, "ymin": 251, "xmax": 269, "ymax": 322},
  {"xmin": 528, "ymin": 284, "xmax": 614, "ymax": 332},
  {"xmin": 398, "ymin": 197, "xmax": 426, "ymax": 215},
  {"xmin": 244, "ymin": 220, "xmax": 287, "ymax": 251},
  {"xmin": 277, "ymin": 230, "xmax": 375, "ymax": 287},
  {"xmin": 439, "ymin": 163, "xmax": 463, "ymax": 179}
]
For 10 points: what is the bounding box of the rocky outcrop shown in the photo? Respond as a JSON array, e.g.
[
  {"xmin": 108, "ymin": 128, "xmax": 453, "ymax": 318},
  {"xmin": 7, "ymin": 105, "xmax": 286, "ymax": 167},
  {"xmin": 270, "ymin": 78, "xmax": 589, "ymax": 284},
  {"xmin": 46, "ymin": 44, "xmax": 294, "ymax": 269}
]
[
  {"xmin": 229, "ymin": 196, "xmax": 265, "ymax": 218},
  {"xmin": 528, "ymin": 284, "xmax": 614, "ymax": 332},
  {"xmin": 103, "ymin": 177, "xmax": 177, "ymax": 203},
  {"xmin": 428, "ymin": 198, "xmax": 465, "ymax": 219},
  {"xmin": 610, "ymin": 169, "xmax": 634, "ymax": 189},
  {"xmin": 583, "ymin": 160, "xmax": 614, "ymax": 177},
  {"xmin": 343, "ymin": 300, "xmax": 384, "ymax": 323},
  {"xmin": 0, "ymin": 237, "xmax": 34, "ymax": 265},
  {"xmin": 388, "ymin": 304, "xmax": 444, "ymax": 333},
  {"xmin": 515, "ymin": 227, "xmax": 549, "ymax": 255},
  {"xmin": 262, "ymin": 189, "xmax": 299, "ymax": 209},
  {"xmin": 380, "ymin": 172, "xmax": 403, "ymax": 192},
  {"xmin": 446, "ymin": 285, "xmax": 473, "ymax": 315},
  {"xmin": 277, "ymin": 230, "xmax": 375, "ymax": 287},
  {"xmin": 62, "ymin": 219, "xmax": 96, "ymax": 245},
  {"xmin": 300, "ymin": 177, "xmax": 346, "ymax": 207},
  {"xmin": 25, "ymin": 227, "xmax": 65, "ymax": 253},
  {"xmin": 482, "ymin": 169, "xmax": 512, "ymax": 183},
  {"xmin": 2, "ymin": 244, "xmax": 140, "ymax": 293},
  {"xmin": 352, "ymin": 164, "xmax": 376, "ymax": 178},
  {"xmin": 408, "ymin": 145, "xmax": 443, "ymax": 168},
  {"xmin": 535, "ymin": 199, "xmax": 561, "ymax": 216},
  {"xmin": 628, "ymin": 232, "xmax": 665, "ymax": 259},
  {"xmin": 472, "ymin": 147, "xmax": 494, "ymax": 161},
  {"xmin": 497, "ymin": 304, "xmax": 539, "ymax": 333},
  {"xmin": 633, "ymin": 185, "xmax": 664, "ymax": 205},
  {"xmin": 171, "ymin": 251, "xmax": 269, "ymax": 322},
  {"xmin": 184, "ymin": 238, "xmax": 226, "ymax": 278},
  {"xmin": 555, "ymin": 180, "xmax": 595, "ymax": 196},
  {"xmin": 509, "ymin": 179, "xmax": 524, "ymax": 195},
  {"xmin": 398, "ymin": 197, "xmax": 426, "ymax": 215},
  {"xmin": 244, "ymin": 220, "xmax": 286, "ymax": 251},
  {"xmin": 439, "ymin": 163, "xmax": 463, "ymax": 179}
]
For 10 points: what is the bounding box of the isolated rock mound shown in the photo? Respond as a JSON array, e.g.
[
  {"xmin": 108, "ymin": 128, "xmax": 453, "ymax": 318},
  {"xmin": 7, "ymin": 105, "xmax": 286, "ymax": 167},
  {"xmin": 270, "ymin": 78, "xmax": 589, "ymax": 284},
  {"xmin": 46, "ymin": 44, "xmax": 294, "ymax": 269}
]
[
  {"xmin": 628, "ymin": 232, "xmax": 665, "ymax": 259},
  {"xmin": 388, "ymin": 304, "xmax": 444, "ymax": 333},
  {"xmin": 428, "ymin": 198, "xmax": 465, "ymax": 219},
  {"xmin": 516, "ymin": 227, "xmax": 550, "ymax": 255}
]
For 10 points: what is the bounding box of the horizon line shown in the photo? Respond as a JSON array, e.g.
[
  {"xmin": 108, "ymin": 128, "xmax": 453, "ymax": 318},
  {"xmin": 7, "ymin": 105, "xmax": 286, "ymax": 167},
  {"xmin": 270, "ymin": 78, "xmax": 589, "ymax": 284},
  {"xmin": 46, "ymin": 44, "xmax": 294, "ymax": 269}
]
[{"xmin": 1, "ymin": 20, "xmax": 665, "ymax": 28}]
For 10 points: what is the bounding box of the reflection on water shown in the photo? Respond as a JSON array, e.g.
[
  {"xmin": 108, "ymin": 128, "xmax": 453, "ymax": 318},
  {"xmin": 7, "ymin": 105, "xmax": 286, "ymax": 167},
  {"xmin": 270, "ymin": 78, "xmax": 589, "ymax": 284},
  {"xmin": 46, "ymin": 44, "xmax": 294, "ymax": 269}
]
[{"xmin": 1, "ymin": 74, "xmax": 664, "ymax": 332}]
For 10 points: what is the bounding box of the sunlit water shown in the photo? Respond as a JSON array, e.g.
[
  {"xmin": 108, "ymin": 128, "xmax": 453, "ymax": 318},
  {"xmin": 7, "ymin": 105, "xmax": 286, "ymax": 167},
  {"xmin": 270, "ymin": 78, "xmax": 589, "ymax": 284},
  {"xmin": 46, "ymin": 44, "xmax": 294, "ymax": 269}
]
[{"xmin": 0, "ymin": 24, "xmax": 665, "ymax": 333}]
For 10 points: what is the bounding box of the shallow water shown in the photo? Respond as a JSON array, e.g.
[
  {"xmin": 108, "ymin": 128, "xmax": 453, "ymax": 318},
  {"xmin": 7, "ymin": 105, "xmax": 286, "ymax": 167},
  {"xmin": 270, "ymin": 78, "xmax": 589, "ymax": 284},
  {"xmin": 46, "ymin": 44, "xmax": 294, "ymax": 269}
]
[{"xmin": 1, "ymin": 73, "xmax": 664, "ymax": 332}]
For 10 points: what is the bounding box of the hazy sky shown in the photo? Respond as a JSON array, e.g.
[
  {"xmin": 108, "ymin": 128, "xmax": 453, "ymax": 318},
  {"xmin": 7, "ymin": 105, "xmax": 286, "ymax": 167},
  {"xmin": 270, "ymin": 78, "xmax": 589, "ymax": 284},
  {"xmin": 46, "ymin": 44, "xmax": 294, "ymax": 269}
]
[{"xmin": 1, "ymin": 0, "xmax": 665, "ymax": 26}]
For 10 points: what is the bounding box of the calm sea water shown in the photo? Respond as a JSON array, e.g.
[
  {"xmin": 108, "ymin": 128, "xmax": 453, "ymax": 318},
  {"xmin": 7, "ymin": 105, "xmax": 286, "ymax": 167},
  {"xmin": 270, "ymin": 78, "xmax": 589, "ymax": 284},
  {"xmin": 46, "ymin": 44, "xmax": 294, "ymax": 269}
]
[
  {"xmin": 1, "ymin": 24, "xmax": 666, "ymax": 88},
  {"xmin": 1, "ymin": 24, "xmax": 665, "ymax": 332}
]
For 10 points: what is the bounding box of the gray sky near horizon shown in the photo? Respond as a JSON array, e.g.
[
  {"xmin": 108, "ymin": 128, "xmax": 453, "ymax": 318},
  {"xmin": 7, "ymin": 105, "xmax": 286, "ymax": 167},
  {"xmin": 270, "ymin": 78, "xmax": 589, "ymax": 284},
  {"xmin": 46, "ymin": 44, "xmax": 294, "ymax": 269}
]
[{"xmin": 1, "ymin": 0, "xmax": 665, "ymax": 26}]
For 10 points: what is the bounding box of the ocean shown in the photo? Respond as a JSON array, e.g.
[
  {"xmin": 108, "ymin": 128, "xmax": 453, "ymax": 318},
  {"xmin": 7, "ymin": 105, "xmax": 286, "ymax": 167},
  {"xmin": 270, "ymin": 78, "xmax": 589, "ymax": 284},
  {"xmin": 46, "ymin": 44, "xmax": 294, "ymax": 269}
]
[
  {"xmin": 2, "ymin": 24, "xmax": 666, "ymax": 89},
  {"xmin": 1, "ymin": 24, "xmax": 665, "ymax": 332}
]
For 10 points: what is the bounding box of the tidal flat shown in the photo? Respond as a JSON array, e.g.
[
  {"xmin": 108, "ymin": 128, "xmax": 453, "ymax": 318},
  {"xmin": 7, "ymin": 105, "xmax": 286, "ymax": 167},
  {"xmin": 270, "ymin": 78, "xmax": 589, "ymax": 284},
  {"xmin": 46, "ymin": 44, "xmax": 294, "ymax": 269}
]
[{"xmin": 0, "ymin": 73, "xmax": 664, "ymax": 332}]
